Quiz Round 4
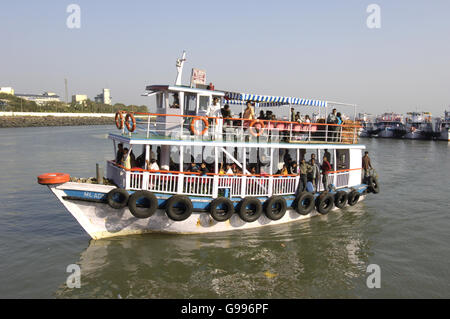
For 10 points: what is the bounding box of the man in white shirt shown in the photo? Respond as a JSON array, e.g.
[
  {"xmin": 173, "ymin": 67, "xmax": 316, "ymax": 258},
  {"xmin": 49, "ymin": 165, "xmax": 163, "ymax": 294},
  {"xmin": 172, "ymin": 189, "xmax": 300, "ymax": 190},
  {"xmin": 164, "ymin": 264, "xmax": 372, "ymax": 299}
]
[{"xmin": 146, "ymin": 159, "xmax": 159, "ymax": 171}]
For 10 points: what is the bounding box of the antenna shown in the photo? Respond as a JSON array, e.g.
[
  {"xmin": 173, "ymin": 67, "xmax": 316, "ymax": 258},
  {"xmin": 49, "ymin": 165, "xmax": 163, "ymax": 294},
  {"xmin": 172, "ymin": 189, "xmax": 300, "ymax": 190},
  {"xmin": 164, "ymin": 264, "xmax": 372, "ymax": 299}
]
[
  {"xmin": 64, "ymin": 78, "xmax": 68, "ymax": 103},
  {"xmin": 175, "ymin": 51, "xmax": 186, "ymax": 86}
]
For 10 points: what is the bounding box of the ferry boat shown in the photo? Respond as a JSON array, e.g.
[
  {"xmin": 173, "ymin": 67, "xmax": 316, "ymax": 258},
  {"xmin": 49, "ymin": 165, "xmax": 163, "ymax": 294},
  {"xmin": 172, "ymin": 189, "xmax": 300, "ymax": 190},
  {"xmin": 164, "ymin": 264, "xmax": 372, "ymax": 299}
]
[
  {"xmin": 435, "ymin": 110, "xmax": 450, "ymax": 141},
  {"xmin": 355, "ymin": 113, "xmax": 375, "ymax": 137},
  {"xmin": 372, "ymin": 112, "xmax": 406, "ymax": 138},
  {"xmin": 37, "ymin": 52, "xmax": 379, "ymax": 240},
  {"xmin": 403, "ymin": 112, "xmax": 434, "ymax": 140}
]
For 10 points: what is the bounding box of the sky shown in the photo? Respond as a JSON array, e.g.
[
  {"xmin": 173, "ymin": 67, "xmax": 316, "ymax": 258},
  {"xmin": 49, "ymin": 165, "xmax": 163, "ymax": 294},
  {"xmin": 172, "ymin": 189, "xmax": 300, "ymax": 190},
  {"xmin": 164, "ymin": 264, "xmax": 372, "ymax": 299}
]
[{"xmin": 1, "ymin": 0, "xmax": 450, "ymax": 115}]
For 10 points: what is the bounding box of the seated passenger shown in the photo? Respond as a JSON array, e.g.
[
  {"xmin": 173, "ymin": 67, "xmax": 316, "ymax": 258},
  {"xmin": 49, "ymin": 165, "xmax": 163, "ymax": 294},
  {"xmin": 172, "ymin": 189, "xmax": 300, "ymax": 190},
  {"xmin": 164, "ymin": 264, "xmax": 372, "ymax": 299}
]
[
  {"xmin": 146, "ymin": 159, "xmax": 159, "ymax": 171},
  {"xmin": 225, "ymin": 164, "xmax": 234, "ymax": 175},
  {"xmin": 189, "ymin": 162, "xmax": 199, "ymax": 172},
  {"xmin": 200, "ymin": 162, "xmax": 209, "ymax": 176}
]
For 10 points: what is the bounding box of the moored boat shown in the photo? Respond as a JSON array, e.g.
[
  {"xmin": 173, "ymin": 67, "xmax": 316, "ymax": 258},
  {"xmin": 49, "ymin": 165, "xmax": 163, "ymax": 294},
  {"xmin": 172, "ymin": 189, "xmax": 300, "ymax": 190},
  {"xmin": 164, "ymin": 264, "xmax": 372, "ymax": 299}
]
[
  {"xmin": 37, "ymin": 52, "xmax": 379, "ymax": 240},
  {"xmin": 372, "ymin": 113, "xmax": 406, "ymax": 138},
  {"xmin": 403, "ymin": 112, "xmax": 434, "ymax": 140},
  {"xmin": 435, "ymin": 110, "xmax": 450, "ymax": 141}
]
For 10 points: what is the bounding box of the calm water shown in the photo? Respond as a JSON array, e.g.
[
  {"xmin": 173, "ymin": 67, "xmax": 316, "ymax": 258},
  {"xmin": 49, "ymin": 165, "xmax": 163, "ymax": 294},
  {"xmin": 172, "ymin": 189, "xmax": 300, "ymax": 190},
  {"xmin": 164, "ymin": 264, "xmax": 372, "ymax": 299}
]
[{"xmin": 0, "ymin": 126, "xmax": 449, "ymax": 298}]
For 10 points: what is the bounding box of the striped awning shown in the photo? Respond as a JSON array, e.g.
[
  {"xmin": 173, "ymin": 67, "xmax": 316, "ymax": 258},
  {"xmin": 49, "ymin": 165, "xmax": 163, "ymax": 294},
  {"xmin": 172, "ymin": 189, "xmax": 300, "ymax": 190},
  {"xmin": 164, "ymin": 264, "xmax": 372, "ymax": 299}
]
[{"xmin": 224, "ymin": 92, "xmax": 327, "ymax": 107}]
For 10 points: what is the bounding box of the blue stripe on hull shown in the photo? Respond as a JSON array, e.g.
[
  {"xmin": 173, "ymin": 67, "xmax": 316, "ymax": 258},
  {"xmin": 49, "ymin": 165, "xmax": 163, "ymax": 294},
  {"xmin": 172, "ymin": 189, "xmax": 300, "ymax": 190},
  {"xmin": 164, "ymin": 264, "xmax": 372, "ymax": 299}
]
[{"xmin": 62, "ymin": 185, "xmax": 368, "ymax": 210}]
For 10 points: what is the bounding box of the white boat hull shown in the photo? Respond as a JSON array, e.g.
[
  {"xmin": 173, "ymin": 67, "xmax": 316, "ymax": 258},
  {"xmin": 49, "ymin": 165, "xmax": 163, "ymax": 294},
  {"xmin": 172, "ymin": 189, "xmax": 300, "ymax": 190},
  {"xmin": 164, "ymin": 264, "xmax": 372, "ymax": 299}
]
[
  {"xmin": 49, "ymin": 183, "xmax": 366, "ymax": 240},
  {"xmin": 438, "ymin": 129, "xmax": 450, "ymax": 141}
]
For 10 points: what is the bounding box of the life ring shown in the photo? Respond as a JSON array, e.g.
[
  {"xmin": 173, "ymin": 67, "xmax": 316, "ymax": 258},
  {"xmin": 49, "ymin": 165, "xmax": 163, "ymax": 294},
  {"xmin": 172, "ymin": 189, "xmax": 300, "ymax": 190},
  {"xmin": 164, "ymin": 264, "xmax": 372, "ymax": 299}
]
[
  {"xmin": 263, "ymin": 196, "xmax": 287, "ymax": 220},
  {"xmin": 238, "ymin": 197, "xmax": 262, "ymax": 222},
  {"xmin": 115, "ymin": 112, "xmax": 124, "ymax": 130},
  {"xmin": 106, "ymin": 188, "xmax": 129, "ymax": 209},
  {"xmin": 249, "ymin": 120, "xmax": 265, "ymax": 137},
  {"xmin": 316, "ymin": 193, "xmax": 334, "ymax": 215},
  {"xmin": 347, "ymin": 190, "xmax": 360, "ymax": 206},
  {"xmin": 190, "ymin": 117, "xmax": 209, "ymax": 136},
  {"xmin": 128, "ymin": 190, "xmax": 158, "ymax": 219},
  {"xmin": 334, "ymin": 191, "xmax": 348, "ymax": 209},
  {"xmin": 125, "ymin": 113, "xmax": 136, "ymax": 132},
  {"xmin": 294, "ymin": 192, "xmax": 315, "ymax": 215},
  {"xmin": 165, "ymin": 195, "xmax": 193, "ymax": 221},
  {"xmin": 37, "ymin": 173, "xmax": 70, "ymax": 185},
  {"xmin": 209, "ymin": 197, "xmax": 235, "ymax": 222}
]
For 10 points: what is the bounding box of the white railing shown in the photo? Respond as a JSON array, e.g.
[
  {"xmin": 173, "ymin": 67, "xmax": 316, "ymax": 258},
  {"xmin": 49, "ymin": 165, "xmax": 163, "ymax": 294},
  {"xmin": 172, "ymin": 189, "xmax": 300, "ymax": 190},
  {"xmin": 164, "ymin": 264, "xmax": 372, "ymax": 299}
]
[
  {"xmin": 272, "ymin": 176, "xmax": 298, "ymax": 195},
  {"xmin": 112, "ymin": 166, "xmax": 355, "ymax": 198}
]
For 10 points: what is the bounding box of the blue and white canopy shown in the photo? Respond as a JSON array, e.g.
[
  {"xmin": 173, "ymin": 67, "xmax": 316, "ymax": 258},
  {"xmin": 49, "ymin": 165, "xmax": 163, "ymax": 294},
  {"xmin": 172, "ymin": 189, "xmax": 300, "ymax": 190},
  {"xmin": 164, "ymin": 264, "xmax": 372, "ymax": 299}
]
[{"xmin": 224, "ymin": 92, "xmax": 327, "ymax": 107}]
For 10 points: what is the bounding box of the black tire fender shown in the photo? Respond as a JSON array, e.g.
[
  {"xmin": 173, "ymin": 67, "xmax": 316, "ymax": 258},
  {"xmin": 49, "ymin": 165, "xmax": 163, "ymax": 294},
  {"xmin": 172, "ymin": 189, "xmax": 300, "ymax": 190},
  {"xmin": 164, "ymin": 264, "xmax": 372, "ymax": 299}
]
[
  {"xmin": 294, "ymin": 192, "xmax": 315, "ymax": 215},
  {"xmin": 334, "ymin": 191, "xmax": 348, "ymax": 209},
  {"xmin": 238, "ymin": 197, "xmax": 262, "ymax": 223},
  {"xmin": 209, "ymin": 197, "xmax": 235, "ymax": 222},
  {"xmin": 106, "ymin": 188, "xmax": 129, "ymax": 209},
  {"xmin": 347, "ymin": 191, "xmax": 360, "ymax": 206},
  {"xmin": 316, "ymin": 193, "xmax": 334, "ymax": 215},
  {"xmin": 128, "ymin": 190, "xmax": 158, "ymax": 219},
  {"xmin": 165, "ymin": 195, "xmax": 193, "ymax": 221},
  {"xmin": 368, "ymin": 177, "xmax": 380, "ymax": 194},
  {"xmin": 263, "ymin": 196, "xmax": 287, "ymax": 221}
]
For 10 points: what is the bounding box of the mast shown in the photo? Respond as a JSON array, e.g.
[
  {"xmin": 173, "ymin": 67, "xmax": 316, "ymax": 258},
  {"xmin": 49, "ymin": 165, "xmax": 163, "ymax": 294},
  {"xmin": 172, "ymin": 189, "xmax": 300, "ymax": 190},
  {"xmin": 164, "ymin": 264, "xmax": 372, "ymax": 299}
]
[{"xmin": 175, "ymin": 51, "xmax": 187, "ymax": 86}]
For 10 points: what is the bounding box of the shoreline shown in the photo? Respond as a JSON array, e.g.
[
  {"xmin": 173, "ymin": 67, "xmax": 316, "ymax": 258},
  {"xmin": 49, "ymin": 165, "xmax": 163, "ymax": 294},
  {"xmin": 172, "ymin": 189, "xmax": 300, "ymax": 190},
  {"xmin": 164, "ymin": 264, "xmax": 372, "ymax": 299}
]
[{"xmin": 0, "ymin": 116, "xmax": 114, "ymax": 128}]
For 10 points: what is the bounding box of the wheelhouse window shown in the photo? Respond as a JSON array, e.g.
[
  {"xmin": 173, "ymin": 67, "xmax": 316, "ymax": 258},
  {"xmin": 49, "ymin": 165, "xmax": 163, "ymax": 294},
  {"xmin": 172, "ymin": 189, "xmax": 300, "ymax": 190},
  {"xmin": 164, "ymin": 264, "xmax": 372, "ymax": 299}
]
[{"xmin": 336, "ymin": 149, "xmax": 349, "ymax": 170}]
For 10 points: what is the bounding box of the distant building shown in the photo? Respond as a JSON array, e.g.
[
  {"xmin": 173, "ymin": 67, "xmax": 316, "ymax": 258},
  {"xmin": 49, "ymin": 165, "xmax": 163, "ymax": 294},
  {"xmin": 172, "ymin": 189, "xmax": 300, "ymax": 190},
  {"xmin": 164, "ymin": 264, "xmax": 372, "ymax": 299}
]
[
  {"xmin": 15, "ymin": 92, "xmax": 61, "ymax": 106},
  {"xmin": 94, "ymin": 88, "xmax": 111, "ymax": 105},
  {"xmin": 0, "ymin": 87, "xmax": 14, "ymax": 95},
  {"xmin": 72, "ymin": 94, "xmax": 88, "ymax": 104}
]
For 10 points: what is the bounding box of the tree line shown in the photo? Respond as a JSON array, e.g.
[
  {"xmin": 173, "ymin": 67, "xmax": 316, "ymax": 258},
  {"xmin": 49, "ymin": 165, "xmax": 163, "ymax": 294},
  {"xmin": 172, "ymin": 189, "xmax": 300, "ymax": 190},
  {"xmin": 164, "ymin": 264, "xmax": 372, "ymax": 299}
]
[{"xmin": 0, "ymin": 93, "xmax": 148, "ymax": 113}]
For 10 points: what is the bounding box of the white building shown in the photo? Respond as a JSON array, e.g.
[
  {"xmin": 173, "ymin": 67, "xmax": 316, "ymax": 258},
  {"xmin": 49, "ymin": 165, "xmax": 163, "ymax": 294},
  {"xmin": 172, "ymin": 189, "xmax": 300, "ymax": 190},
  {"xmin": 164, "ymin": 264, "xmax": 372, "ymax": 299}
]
[
  {"xmin": 72, "ymin": 94, "xmax": 88, "ymax": 104},
  {"xmin": 94, "ymin": 88, "xmax": 111, "ymax": 105},
  {"xmin": 0, "ymin": 87, "xmax": 15, "ymax": 95},
  {"xmin": 16, "ymin": 92, "xmax": 61, "ymax": 106}
]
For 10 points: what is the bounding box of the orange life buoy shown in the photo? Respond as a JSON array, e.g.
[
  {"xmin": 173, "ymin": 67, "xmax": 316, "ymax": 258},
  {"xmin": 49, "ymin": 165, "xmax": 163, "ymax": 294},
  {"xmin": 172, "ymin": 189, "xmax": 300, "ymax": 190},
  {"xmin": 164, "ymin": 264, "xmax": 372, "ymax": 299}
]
[
  {"xmin": 125, "ymin": 113, "xmax": 136, "ymax": 132},
  {"xmin": 37, "ymin": 173, "xmax": 70, "ymax": 185},
  {"xmin": 249, "ymin": 120, "xmax": 265, "ymax": 137},
  {"xmin": 115, "ymin": 112, "xmax": 124, "ymax": 130},
  {"xmin": 190, "ymin": 117, "xmax": 209, "ymax": 135}
]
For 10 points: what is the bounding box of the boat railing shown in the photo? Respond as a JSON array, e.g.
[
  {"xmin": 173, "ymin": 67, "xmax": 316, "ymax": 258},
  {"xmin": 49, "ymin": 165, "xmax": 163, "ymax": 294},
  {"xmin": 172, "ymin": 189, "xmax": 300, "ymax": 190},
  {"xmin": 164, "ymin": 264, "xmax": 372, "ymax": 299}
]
[
  {"xmin": 108, "ymin": 162, "xmax": 361, "ymax": 198},
  {"xmin": 116, "ymin": 111, "xmax": 361, "ymax": 145}
]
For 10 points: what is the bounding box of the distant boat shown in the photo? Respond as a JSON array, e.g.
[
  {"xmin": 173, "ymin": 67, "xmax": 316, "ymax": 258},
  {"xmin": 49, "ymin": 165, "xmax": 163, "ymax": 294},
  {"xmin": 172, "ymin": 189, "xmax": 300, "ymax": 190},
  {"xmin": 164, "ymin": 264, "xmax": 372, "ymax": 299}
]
[
  {"xmin": 403, "ymin": 112, "xmax": 434, "ymax": 140},
  {"xmin": 372, "ymin": 113, "xmax": 406, "ymax": 138},
  {"xmin": 355, "ymin": 113, "xmax": 375, "ymax": 137},
  {"xmin": 435, "ymin": 110, "xmax": 450, "ymax": 141}
]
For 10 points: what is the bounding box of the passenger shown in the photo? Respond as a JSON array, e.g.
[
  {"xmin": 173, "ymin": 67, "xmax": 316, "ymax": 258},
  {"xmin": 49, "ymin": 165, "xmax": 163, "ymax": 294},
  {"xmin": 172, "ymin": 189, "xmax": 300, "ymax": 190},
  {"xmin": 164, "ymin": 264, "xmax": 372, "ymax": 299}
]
[
  {"xmin": 299, "ymin": 158, "xmax": 311, "ymax": 192},
  {"xmin": 290, "ymin": 108, "xmax": 296, "ymax": 122},
  {"xmin": 327, "ymin": 108, "xmax": 338, "ymax": 141},
  {"xmin": 281, "ymin": 164, "xmax": 289, "ymax": 176},
  {"xmin": 308, "ymin": 158, "xmax": 321, "ymax": 192},
  {"xmin": 221, "ymin": 104, "xmax": 232, "ymax": 125},
  {"xmin": 208, "ymin": 97, "xmax": 221, "ymax": 118},
  {"xmin": 290, "ymin": 162, "xmax": 298, "ymax": 175},
  {"xmin": 362, "ymin": 151, "xmax": 373, "ymax": 181},
  {"xmin": 200, "ymin": 162, "xmax": 209, "ymax": 176},
  {"xmin": 226, "ymin": 164, "xmax": 234, "ymax": 175},
  {"xmin": 309, "ymin": 153, "xmax": 316, "ymax": 165},
  {"xmin": 324, "ymin": 149, "xmax": 331, "ymax": 164},
  {"xmin": 304, "ymin": 115, "xmax": 311, "ymax": 123},
  {"xmin": 129, "ymin": 149, "xmax": 137, "ymax": 168},
  {"xmin": 116, "ymin": 143, "xmax": 124, "ymax": 164},
  {"xmin": 189, "ymin": 162, "xmax": 199, "ymax": 173},
  {"xmin": 146, "ymin": 158, "xmax": 159, "ymax": 171},
  {"xmin": 258, "ymin": 110, "xmax": 266, "ymax": 120},
  {"xmin": 170, "ymin": 93, "xmax": 180, "ymax": 108},
  {"xmin": 243, "ymin": 101, "xmax": 255, "ymax": 120},
  {"xmin": 321, "ymin": 156, "xmax": 332, "ymax": 192},
  {"xmin": 294, "ymin": 114, "xmax": 301, "ymax": 123},
  {"xmin": 121, "ymin": 148, "xmax": 131, "ymax": 170},
  {"xmin": 336, "ymin": 112, "xmax": 343, "ymax": 142}
]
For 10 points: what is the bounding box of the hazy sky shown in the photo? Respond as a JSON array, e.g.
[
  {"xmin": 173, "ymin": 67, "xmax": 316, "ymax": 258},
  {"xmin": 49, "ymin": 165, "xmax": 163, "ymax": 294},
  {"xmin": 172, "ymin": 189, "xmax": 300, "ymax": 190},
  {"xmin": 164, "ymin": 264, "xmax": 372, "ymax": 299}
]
[{"xmin": 1, "ymin": 0, "xmax": 449, "ymax": 115}]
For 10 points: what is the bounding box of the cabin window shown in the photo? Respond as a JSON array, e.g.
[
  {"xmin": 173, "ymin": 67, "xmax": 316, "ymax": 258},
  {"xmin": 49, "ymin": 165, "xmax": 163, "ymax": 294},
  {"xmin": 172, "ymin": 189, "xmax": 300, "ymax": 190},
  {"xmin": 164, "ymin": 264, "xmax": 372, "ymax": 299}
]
[
  {"xmin": 199, "ymin": 96, "xmax": 210, "ymax": 113},
  {"xmin": 336, "ymin": 149, "xmax": 349, "ymax": 170},
  {"xmin": 168, "ymin": 93, "xmax": 180, "ymax": 109},
  {"xmin": 184, "ymin": 93, "xmax": 197, "ymax": 114}
]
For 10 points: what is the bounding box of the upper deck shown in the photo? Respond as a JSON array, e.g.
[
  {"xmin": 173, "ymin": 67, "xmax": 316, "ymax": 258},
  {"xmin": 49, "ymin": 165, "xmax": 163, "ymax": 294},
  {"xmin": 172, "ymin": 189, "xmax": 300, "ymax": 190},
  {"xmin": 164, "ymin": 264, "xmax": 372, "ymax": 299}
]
[{"xmin": 112, "ymin": 111, "xmax": 362, "ymax": 148}]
